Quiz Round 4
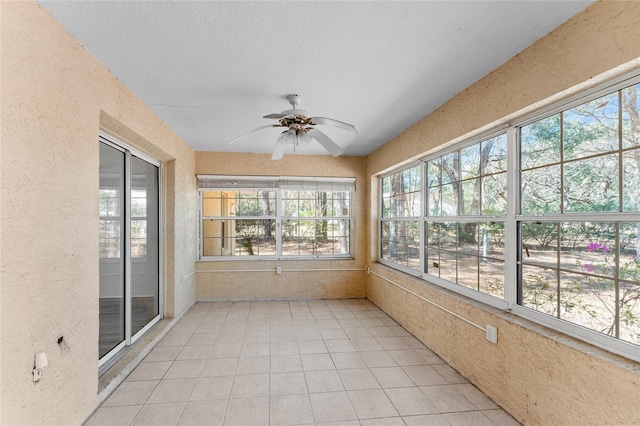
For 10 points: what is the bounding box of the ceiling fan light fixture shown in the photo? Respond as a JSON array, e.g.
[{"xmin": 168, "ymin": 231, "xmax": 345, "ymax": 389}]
[
  {"xmin": 277, "ymin": 129, "xmax": 297, "ymax": 146},
  {"xmin": 297, "ymin": 131, "xmax": 312, "ymax": 147}
]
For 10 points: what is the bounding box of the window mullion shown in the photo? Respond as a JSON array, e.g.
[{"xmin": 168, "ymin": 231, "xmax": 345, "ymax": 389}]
[
  {"xmin": 124, "ymin": 151, "xmax": 132, "ymax": 345},
  {"xmin": 420, "ymin": 162, "xmax": 426, "ymax": 276},
  {"xmin": 504, "ymin": 126, "xmax": 519, "ymax": 307},
  {"xmin": 276, "ymin": 189, "xmax": 282, "ymax": 259}
]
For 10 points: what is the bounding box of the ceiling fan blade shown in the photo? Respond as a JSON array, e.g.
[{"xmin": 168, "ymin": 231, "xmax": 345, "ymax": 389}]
[
  {"xmin": 263, "ymin": 113, "xmax": 287, "ymax": 119},
  {"xmin": 227, "ymin": 124, "xmax": 274, "ymax": 145},
  {"xmin": 307, "ymin": 128, "xmax": 344, "ymax": 157},
  {"xmin": 310, "ymin": 117, "xmax": 359, "ymax": 134},
  {"xmin": 272, "ymin": 141, "xmax": 286, "ymax": 160}
]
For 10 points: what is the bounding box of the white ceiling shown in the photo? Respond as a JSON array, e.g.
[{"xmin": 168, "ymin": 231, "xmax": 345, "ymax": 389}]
[{"xmin": 38, "ymin": 1, "xmax": 592, "ymax": 157}]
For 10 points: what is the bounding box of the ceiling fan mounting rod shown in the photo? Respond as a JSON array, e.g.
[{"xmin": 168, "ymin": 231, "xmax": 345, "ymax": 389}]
[{"xmin": 287, "ymin": 94, "xmax": 302, "ymax": 109}]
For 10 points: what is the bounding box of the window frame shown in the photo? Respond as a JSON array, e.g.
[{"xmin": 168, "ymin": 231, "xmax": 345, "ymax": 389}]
[
  {"xmin": 377, "ymin": 71, "xmax": 640, "ymax": 362},
  {"xmin": 198, "ymin": 176, "xmax": 355, "ymax": 261},
  {"xmin": 379, "ymin": 162, "xmax": 424, "ymax": 277}
]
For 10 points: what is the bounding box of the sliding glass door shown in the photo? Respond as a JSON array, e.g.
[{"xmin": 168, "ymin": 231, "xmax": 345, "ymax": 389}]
[{"xmin": 99, "ymin": 136, "xmax": 161, "ymax": 371}]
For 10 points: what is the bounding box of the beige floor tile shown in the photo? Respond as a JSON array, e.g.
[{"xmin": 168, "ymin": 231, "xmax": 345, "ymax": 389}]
[
  {"xmin": 333, "ymin": 310, "xmax": 356, "ymax": 319},
  {"xmin": 359, "ymin": 417, "xmax": 406, "ymax": 426},
  {"xmin": 236, "ymin": 356, "xmax": 269, "ymax": 375},
  {"xmin": 170, "ymin": 323, "xmax": 198, "ymax": 334},
  {"xmin": 431, "ymin": 363, "xmax": 469, "ymax": 384},
  {"xmin": 304, "ymin": 370, "xmax": 345, "ymax": 393},
  {"xmin": 337, "ymin": 318, "xmax": 364, "ymax": 328},
  {"xmin": 85, "ymin": 405, "xmax": 142, "ymax": 425},
  {"xmin": 360, "ymin": 318, "xmax": 386, "ymax": 327},
  {"xmin": 331, "ymin": 352, "xmax": 366, "ymax": 369},
  {"xmin": 270, "ymin": 340, "xmax": 299, "ymax": 356},
  {"xmin": 370, "ymin": 366, "xmax": 414, "ymax": 388},
  {"xmin": 186, "ymin": 332, "xmax": 217, "ymax": 346},
  {"xmin": 338, "ymin": 368, "xmax": 380, "ymax": 390},
  {"xmin": 194, "ymin": 322, "xmax": 222, "ymax": 334},
  {"xmin": 297, "ymin": 339, "xmax": 327, "ymax": 354},
  {"xmin": 209, "ymin": 341, "xmax": 242, "ymax": 358},
  {"xmin": 483, "ymin": 409, "xmax": 521, "ymax": 425},
  {"xmin": 444, "ymin": 411, "xmax": 495, "ymax": 426},
  {"xmin": 178, "ymin": 400, "xmax": 227, "ymax": 425},
  {"xmin": 319, "ymin": 328, "xmax": 348, "ymax": 339},
  {"xmin": 271, "ymin": 329, "xmax": 297, "ymax": 342},
  {"xmin": 200, "ymin": 358, "xmax": 238, "ymax": 377},
  {"xmin": 420, "ymin": 384, "xmax": 477, "ymax": 412},
  {"xmin": 164, "ymin": 359, "xmax": 205, "ymax": 379},
  {"xmin": 301, "ymin": 353, "xmax": 335, "ymax": 371},
  {"xmin": 376, "ymin": 337, "xmax": 411, "ymax": 351},
  {"xmin": 177, "ymin": 345, "xmax": 213, "ymax": 360},
  {"xmin": 401, "ymin": 336, "xmax": 427, "ymax": 349},
  {"xmin": 291, "ymin": 312, "xmax": 315, "ymax": 320},
  {"xmin": 360, "ymin": 351, "xmax": 398, "ymax": 368},
  {"xmin": 158, "ymin": 333, "xmax": 191, "ymax": 347},
  {"xmin": 385, "ymin": 386, "xmax": 438, "ymax": 416},
  {"xmin": 351, "ymin": 337, "xmax": 384, "ymax": 352},
  {"xmin": 312, "ymin": 311, "xmax": 335, "ymax": 320},
  {"xmin": 387, "ymin": 349, "xmax": 427, "ymax": 366},
  {"xmin": 403, "ymin": 413, "xmax": 451, "ymax": 425},
  {"xmin": 144, "ymin": 346, "xmax": 182, "ymax": 362},
  {"xmin": 293, "ymin": 319, "xmax": 318, "ymax": 329},
  {"xmin": 189, "ymin": 376, "xmax": 233, "ymax": 401},
  {"xmin": 455, "ymin": 383, "xmax": 499, "ymax": 410},
  {"xmin": 402, "ymin": 365, "xmax": 448, "ymax": 386},
  {"xmin": 127, "ymin": 361, "xmax": 172, "ymax": 381},
  {"xmin": 368, "ymin": 327, "xmax": 398, "ymax": 338},
  {"xmin": 347, "ymin": 389, "xmax": 398, "ymax": 419},
  {"xmin": 309, "ymin": 391, "xmax": 357, "ymax": 423},
  {"xmin": 343, "ymin": 327, "xmax": 373, "ymax": 339},
  {"xmin": 89, "ymin": 300, "xmax": 516, "ymax": 426},
  {"xmin": 215, "ymin": 331, "xmax": 245, "ymax": 344},
  {"xmin": 380, "ymin": 318, "xmax": 399, "ymax": 327},
  {"xmin": 414, "ymin": 348, "xmax": 444, "ymax": 364},
  {"xmin": 325, "ymin": 339, "xmax": 357, "ymax": 353},
  {"xmin": 224, "ymin": 397, "xmax": 269, "ymax": 426},
  {"xmin": 147, "ymin": 378, "xmax": 197, "ymax": 404},
  {"xmin": 231, "ymin": 373, "xmax": 269, "ymax": 398},
  {"xmin": 270, "ymin": 394, "xmax": 314, "ymax": 426},
  {"xmin": 271, "ymin": 355, "xmax": 303, "ymax": 373},
  {"xmin": 240, "ymin": 341, "xmax": 270, "ymax": 357},
  {"xmin": 270, "ymin": 372, "xmax": 308, "ymax": 396},
  {"xmin": 243, "ymin": 330, "xmax": 271, "ymax": 342},
  {"xmin": 102, "ymin": 380, "xmax": 159, "ymax": 407},
  {"xmin": 130, "ymin": 402, "xmax": 185, "ymax": 426},
  {"xmin": 295, "ymin": 328, "xmax": 323, "ymax": 341}
]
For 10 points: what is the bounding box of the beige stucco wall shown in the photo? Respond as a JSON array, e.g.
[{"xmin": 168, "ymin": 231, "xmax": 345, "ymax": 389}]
[
  {"xmin": 366, "ymin": 1, "xmax": 640, "ymax": 425},
  {"xmin": 0, "ymin": 2, "xmax": 197, "ymax": 424},
  {"xmin": 195, "ymin": 152, "xmax": 368, "ymax": 300}
]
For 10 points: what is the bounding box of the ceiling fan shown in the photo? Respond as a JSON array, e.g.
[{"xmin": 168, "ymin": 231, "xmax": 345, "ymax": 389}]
[{"xmin": 228, "ymin": 94, "xmax": 358, "ymax": 160}]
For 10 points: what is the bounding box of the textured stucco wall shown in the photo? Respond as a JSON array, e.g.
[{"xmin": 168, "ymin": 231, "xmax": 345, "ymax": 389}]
[
  {"xmin": 195, "ymin": 152, "xmax": 368, "ymax": 300},
  {"xmin": 366, "ymin": 2, "xmax": 640, "ymax": 425},
  {"xmin": 0, "ymin": 2, "xmax": 197, "ymax": 424}
]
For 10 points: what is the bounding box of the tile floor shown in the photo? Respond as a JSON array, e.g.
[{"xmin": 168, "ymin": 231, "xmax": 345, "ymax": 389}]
[{"xmin": 87, "ymin": 299, "xmax": 520, "ymax": 426}]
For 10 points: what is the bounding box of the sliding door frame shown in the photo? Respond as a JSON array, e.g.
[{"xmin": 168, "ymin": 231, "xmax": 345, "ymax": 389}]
[{"xmin": 99, "ymin": 132, "xmax": 163, "ymax": 374}]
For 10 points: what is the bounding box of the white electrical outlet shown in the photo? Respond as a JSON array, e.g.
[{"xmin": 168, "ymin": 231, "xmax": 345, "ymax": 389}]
[
  {"xmin": 276, "ymin": 266, "xmax": 281, "ymax": 275},
  {"xmin": 486, "ymin": 325, "xmax": 498, "ymax": 344}
]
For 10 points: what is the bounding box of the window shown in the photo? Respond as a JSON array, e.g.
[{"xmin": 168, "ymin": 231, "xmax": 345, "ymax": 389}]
[
  {"xmin": 518, "ymin": 83, "xmax": 640, "ymax": 347},
  {"xmin": 425, "ymin": 134, "xmax": 507, "ymax": 299},
  {"xmin": 378, "ymin": 75, "xmax": 640, "ymax": 361},
  {"xmin": 380, "ymin": 165, "xmax": 421, "ymax": 270},
  {"xmin": 199, "ymin": 176, "xmax": 354, "ymax": 259}
]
